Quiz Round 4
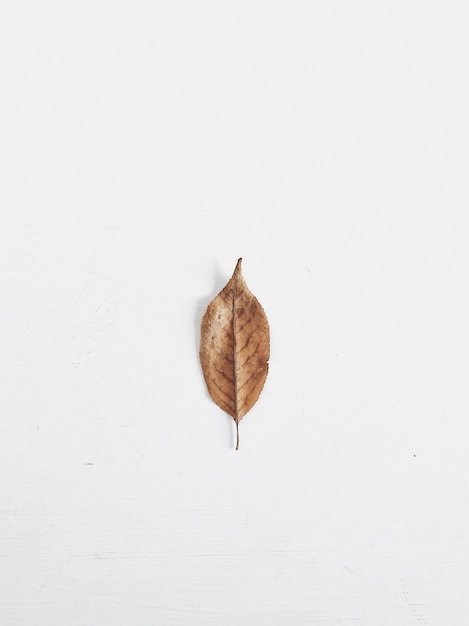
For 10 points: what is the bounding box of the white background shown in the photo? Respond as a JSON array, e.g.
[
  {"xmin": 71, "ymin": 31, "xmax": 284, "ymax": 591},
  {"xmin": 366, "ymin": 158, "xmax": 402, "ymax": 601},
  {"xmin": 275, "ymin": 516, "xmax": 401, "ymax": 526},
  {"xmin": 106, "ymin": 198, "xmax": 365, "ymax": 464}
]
[{"xmin": 1, "ymin": 2, "xmax": 469, "ymax": 624}]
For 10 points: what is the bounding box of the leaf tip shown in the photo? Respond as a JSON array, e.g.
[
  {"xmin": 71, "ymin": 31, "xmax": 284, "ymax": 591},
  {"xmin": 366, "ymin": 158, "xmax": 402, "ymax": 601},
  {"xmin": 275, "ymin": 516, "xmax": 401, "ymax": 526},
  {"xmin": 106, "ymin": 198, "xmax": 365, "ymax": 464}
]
[{"xmin": 230, "ymin": 258, "xmax": 243, "ymax": 284}]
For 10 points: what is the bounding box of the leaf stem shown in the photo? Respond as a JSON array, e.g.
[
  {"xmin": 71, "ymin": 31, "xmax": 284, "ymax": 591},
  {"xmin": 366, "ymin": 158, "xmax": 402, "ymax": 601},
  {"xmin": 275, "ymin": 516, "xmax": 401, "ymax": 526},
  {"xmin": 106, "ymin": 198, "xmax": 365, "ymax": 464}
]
[{"xmin": 236, "ymin": 421, "xmax": 239, "ymax": 451}]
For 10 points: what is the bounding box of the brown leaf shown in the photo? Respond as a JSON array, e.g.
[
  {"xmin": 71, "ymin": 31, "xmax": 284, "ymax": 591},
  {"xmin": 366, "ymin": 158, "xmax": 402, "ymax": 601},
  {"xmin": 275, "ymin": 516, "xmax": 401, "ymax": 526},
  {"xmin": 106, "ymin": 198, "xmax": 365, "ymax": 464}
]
[{"xmin": 200, "ymin": 258, "xmax": 270, "ymax": 450}]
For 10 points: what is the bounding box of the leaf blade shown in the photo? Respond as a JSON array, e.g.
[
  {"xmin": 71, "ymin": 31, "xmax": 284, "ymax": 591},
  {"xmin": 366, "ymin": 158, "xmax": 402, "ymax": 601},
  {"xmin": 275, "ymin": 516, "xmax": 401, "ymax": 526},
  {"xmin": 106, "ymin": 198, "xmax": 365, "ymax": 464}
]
[{"xmin": 200, "ymin": 258, "xmax": 270, "ymax": 449}]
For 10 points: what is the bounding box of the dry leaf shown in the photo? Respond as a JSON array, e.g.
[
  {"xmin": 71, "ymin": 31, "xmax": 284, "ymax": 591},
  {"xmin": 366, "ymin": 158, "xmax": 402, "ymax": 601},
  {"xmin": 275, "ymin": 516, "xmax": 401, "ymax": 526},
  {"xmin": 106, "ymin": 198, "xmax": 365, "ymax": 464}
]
[{"xmin": 200, "ymin": 258, "xmax": 270, "ymax": 450}]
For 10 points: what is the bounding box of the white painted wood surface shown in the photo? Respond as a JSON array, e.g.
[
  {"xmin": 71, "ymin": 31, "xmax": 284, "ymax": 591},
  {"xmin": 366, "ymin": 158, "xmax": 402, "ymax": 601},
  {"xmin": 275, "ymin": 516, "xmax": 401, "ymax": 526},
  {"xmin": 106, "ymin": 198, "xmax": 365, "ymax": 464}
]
[{"xmin": 2, "ymin": 3, "xmax": 469, "ymax": 624}]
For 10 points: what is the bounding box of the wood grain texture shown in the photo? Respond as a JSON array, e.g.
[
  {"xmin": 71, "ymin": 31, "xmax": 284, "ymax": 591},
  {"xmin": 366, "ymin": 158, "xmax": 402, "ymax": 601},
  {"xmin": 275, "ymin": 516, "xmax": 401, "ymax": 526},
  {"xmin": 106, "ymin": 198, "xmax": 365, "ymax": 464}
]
[{"xmin": 200, "ymin": 259, "xmax": 270, "ymax": 449}]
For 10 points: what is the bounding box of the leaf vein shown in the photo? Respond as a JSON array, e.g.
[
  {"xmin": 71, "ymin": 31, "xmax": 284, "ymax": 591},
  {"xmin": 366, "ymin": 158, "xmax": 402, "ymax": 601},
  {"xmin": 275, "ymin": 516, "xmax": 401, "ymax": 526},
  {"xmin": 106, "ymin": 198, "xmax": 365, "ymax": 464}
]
[
  {"xmin": 236, "ymin": 314, "xmax": 254, "ymax": 337},
  {"xmin": 212, "ymin": 365, "xmax": 235, "ymax": 384},
  {"xmin": 237, "ymin": 341, "xmax": 261, "ymax": 371},
  {"xmin": 209, "ymin": 378, "xmax": 235, "ymax": 408}
]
